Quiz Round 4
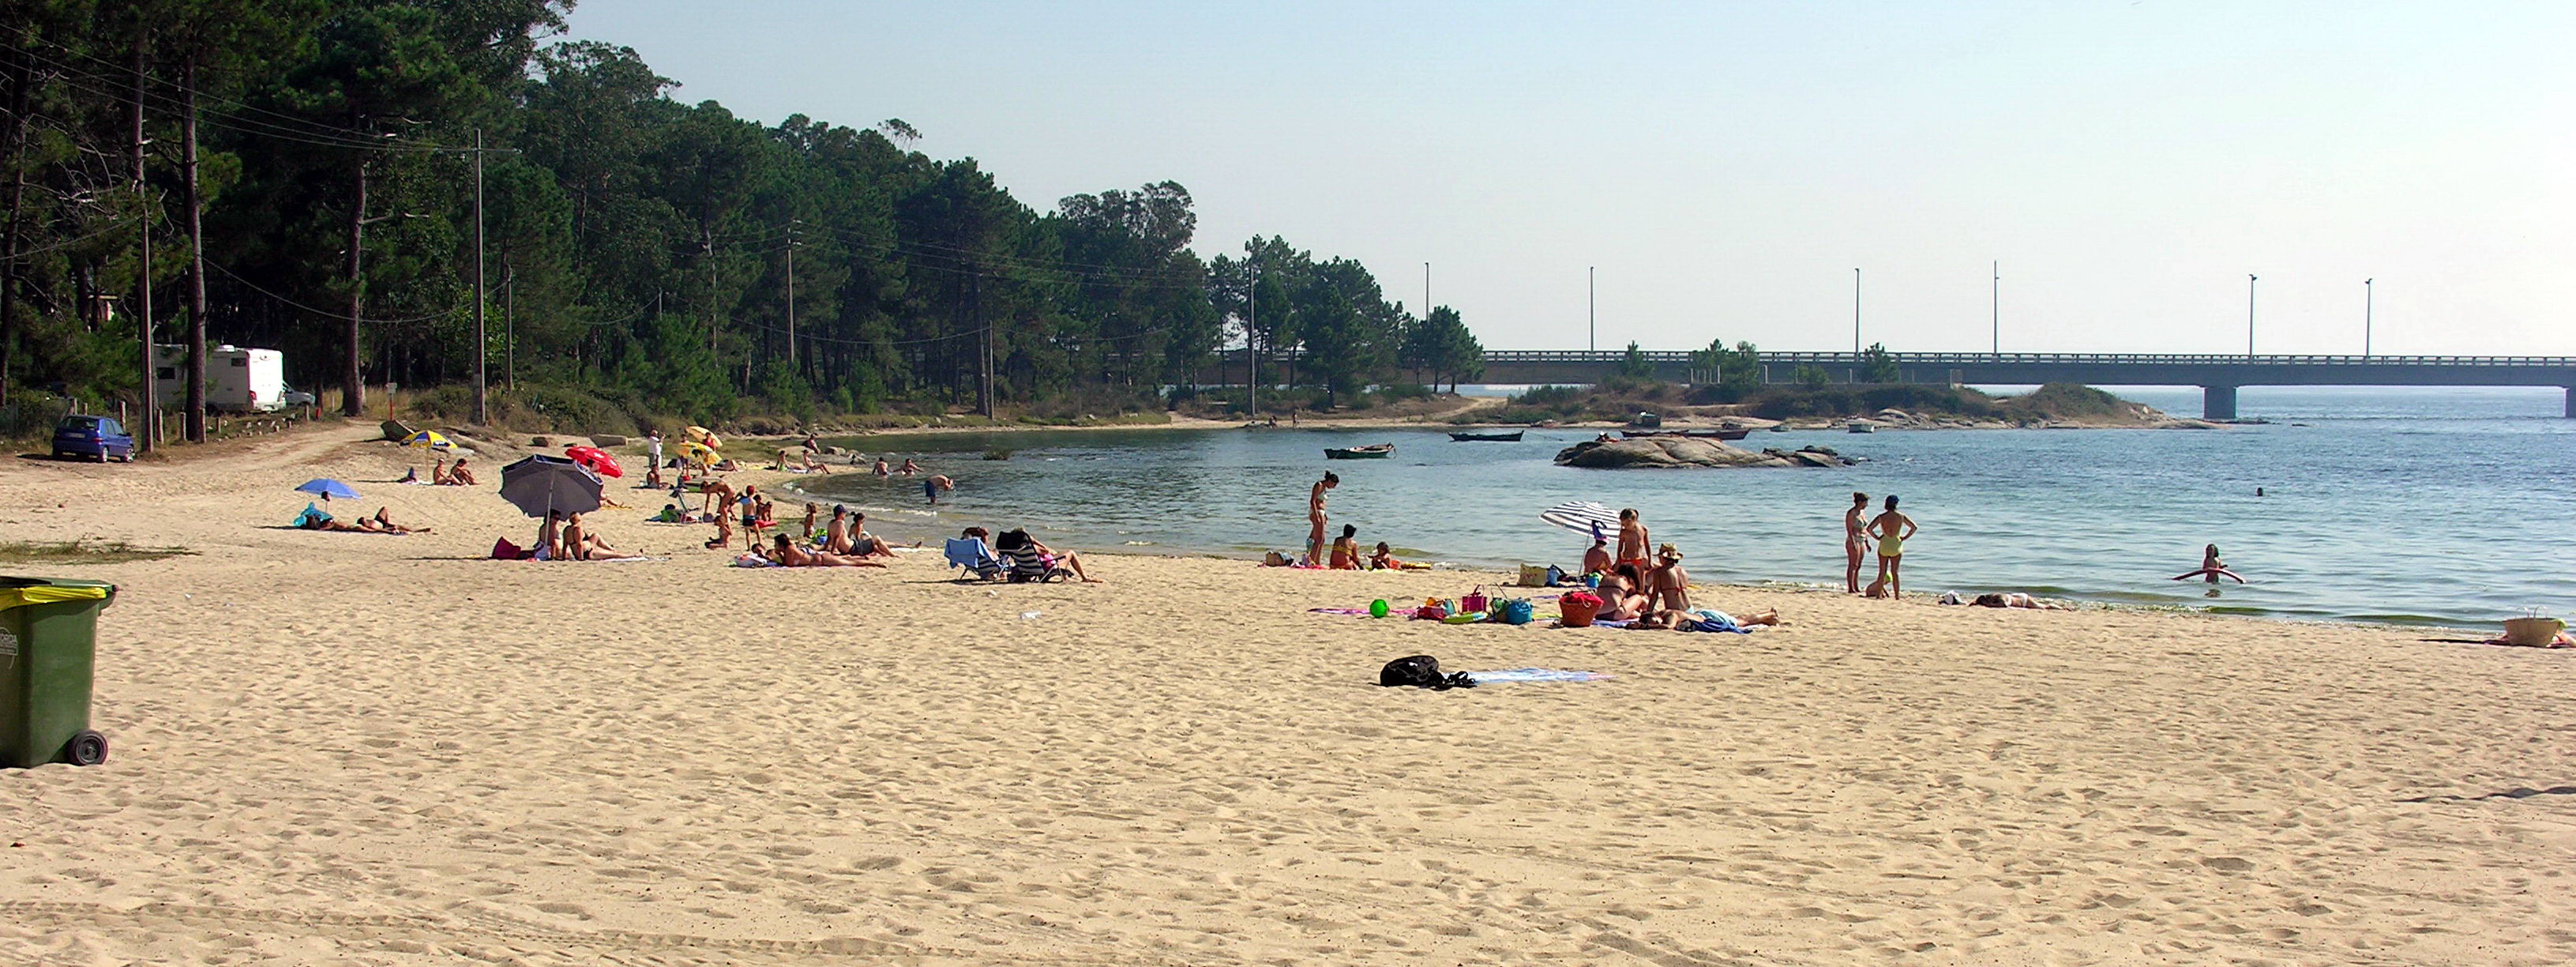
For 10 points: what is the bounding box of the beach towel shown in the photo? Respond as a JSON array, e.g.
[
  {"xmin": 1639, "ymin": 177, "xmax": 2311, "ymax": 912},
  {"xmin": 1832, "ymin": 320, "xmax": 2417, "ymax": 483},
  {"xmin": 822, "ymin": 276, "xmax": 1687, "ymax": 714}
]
[
  {"xmin": 731, "ymin": 554, "xmax": 780, "ymax": 568},
  {"xmin": 1465, "ymin": 668, "xmax": 1613, "ymax": 684},
  {"xmin": 944, "ymin": 537, "xmax": 1004, "ymax": 578},
  {"xmin": 1308, "ymin": 607, "xmax": 1376, "ymax": 616}
]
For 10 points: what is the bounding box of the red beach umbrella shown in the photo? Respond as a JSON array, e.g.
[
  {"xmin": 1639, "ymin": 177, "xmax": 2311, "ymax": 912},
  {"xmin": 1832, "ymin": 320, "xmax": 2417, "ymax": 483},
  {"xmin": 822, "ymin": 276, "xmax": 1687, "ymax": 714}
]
[{"xmin": 564, "ymin": 445, "xmax": 623, "ymax": 478}]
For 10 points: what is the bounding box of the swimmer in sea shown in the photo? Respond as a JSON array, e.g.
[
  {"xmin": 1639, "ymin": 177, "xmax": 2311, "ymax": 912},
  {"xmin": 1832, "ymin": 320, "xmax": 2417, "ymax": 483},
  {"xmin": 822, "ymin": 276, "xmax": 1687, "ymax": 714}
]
[{"xmin": 2172, "ymin": 543, "xmax": 2247, "ymax": 584}]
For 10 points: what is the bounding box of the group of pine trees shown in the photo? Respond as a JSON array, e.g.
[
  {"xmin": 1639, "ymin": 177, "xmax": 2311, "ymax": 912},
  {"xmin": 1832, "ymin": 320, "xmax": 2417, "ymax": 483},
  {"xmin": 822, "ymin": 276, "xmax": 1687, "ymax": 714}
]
[{"xmin": 0, "ymin": 0, "xmax": 1485, "ymax": 441}]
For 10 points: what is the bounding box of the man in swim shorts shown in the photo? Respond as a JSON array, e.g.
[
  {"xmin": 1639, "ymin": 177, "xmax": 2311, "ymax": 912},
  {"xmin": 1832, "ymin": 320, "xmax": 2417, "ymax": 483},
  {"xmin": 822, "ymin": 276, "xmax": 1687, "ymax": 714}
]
[{"xmin": 1616, "ymin": 508, "xmax": 1649, "ymax": 572}]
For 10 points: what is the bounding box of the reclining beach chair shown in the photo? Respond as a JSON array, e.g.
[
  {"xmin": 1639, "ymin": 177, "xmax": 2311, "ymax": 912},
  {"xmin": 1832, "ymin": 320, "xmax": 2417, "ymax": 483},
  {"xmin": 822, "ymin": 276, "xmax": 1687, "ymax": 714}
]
[
  {"xmin": 1003, "ymin": 544, "xmax": 1073, "ymax": 584},
  {"xmin": 944, "ymin": 537, "xmax": 1005, "ymax": 581}
]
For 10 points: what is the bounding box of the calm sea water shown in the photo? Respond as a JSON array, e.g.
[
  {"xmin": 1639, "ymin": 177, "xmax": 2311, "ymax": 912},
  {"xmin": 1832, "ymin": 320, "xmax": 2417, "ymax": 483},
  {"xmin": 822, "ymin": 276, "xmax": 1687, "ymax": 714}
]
[{"xmin": 802, "ymin": 386, "xmax": 2574, "ymax": 627}]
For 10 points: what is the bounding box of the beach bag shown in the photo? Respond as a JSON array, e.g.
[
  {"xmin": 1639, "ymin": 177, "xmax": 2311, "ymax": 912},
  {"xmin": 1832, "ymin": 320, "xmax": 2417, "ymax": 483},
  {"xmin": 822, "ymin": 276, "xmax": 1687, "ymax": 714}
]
[
  {"xmin": 1497, "ymin": 598, "xmax": 1535, "ymax": 626},
  {"xmin": 1518, "ymin": 564, "xmax": 1549, "ymax": 587},
  {"xmin": 1377, "ymin": 655, "xmax": 1478, "ymax": 690},
  {"xmin": 1460, "ymin": 587, "xmax": 1490, "ymax": 615}
]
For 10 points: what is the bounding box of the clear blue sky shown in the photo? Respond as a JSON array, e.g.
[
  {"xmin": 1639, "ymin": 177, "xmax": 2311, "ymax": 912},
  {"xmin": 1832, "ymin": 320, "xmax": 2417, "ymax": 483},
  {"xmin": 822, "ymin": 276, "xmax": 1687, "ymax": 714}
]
[{"xmin": 561, "ymin": 1, "xmax": 2572, "ymax": 355}]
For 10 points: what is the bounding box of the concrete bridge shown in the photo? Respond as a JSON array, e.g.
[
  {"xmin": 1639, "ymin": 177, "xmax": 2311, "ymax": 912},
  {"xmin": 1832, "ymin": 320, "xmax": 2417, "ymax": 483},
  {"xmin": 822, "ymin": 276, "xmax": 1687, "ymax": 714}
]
[{"xmin": 1475, "ymin": 351, "xmax": 2576, "ymax": 420}]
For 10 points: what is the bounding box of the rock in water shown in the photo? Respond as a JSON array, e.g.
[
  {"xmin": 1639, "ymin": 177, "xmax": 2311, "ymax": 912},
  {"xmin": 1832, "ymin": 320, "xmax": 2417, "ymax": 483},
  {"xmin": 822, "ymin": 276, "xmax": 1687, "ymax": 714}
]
[{"xmin": 1555, "ymin": 437, "xmax": 1810, "ymax": 468}]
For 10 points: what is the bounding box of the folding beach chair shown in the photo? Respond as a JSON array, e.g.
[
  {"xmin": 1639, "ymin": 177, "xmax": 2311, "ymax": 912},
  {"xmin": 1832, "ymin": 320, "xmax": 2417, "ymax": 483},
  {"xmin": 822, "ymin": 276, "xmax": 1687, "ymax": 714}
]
[{"xmin": 944, "ymin": 537, "xmax": 1005, "ymax": 581}]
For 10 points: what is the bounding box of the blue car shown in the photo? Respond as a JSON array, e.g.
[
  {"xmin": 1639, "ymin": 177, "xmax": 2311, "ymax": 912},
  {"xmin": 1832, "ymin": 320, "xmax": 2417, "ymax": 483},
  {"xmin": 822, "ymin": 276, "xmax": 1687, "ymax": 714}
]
[{"xmin": 52, "ymin": 415, "xmax": 135, "ymax": 462}]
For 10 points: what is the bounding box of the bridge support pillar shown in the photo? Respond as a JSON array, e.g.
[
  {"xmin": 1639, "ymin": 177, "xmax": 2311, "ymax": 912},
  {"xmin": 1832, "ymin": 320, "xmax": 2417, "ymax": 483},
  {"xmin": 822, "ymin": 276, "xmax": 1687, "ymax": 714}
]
[
  {"xmin": 2202, "ymin": 385, "xmax": 2238, "ymax": 421},
  {"xmin": 2565, "ymin": 386, "xmax": 2574, "ymax": 419}
]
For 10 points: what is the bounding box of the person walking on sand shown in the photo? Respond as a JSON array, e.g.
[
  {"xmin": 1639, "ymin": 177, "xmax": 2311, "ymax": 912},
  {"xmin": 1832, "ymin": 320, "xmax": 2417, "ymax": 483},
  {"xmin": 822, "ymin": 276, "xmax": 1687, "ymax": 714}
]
[
  {"xmin": 1306, "ymin": 472, "xmax": 1339, "ymax": 565},
  {"xmin": 1868, "ymin": 495, "xmax": 1917, "ymax": 599},
  {"xmin": 1615, "ymin": 508, "xmax": 1650, "ymax": 572},
  {"xmin": 648, "ymin": 431, "xmax": 664, "ymax": 470},
  {"xmin": 1844, "ymin": 491, "xmax": 1870, "ymax": 593}
]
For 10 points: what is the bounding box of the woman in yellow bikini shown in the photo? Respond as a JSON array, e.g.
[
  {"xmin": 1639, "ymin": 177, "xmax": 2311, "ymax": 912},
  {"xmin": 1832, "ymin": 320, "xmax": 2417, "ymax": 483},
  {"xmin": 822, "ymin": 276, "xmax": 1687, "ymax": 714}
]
[{"xmin": 1868, "ymin": 494, "xmax": 1917, "ymax": 600}]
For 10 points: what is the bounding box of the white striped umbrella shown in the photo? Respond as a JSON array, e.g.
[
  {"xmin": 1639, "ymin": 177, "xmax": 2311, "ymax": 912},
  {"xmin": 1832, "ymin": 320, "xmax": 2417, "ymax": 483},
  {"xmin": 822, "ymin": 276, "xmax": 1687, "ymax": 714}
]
[{"xmin": 1538, "ymin": 501, "xmax": 1620, "ymax": 542}]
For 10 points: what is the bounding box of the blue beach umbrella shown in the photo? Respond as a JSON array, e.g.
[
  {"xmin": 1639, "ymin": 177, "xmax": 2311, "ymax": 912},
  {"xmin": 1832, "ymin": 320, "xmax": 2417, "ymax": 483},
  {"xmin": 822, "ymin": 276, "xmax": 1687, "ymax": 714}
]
[{"xmin": 295, "ymin": 478, "xmax": 361, "ymax": 502}]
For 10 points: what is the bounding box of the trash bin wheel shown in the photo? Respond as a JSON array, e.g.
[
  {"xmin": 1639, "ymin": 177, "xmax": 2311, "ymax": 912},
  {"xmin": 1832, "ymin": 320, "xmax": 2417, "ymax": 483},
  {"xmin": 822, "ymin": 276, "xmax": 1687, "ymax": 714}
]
[{"xmin": 66, "ymin": 730, "xmax": 107, "ymax": 766}]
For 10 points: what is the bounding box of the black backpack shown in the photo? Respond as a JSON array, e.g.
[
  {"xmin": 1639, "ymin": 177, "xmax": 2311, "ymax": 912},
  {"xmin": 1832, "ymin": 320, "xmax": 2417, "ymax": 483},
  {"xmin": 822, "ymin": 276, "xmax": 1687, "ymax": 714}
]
[{"xmin": 1378, "ymin": 655, "xmax": 1478, "ymax": 690}]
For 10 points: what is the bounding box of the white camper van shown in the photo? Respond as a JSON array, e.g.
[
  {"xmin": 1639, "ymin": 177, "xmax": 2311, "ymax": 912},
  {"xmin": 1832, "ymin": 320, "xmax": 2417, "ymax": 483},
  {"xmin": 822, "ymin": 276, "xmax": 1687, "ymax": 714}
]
[{"xmin": 153, "ymin": 344, "xmax": 291, "ymax": 412}]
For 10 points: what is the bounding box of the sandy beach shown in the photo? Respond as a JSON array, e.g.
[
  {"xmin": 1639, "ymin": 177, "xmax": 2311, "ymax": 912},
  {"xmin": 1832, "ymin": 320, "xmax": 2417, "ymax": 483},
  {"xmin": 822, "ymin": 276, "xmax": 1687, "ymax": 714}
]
[{"xmin": 2, "ymin": 423, "xmax": 2571, "ymax": 965}]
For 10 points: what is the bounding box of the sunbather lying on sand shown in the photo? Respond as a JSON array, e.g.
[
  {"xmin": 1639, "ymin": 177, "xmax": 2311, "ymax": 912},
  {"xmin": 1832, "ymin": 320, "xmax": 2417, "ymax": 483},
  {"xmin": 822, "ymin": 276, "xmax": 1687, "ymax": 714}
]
[
  {"xmin": 762, "ymin": 534, "xmax": 884, "ymax": 567},
  {"xmin": 366, "ymin": 507, "xmax": 431, "ymax": 534},
  {"xmin": 1630, "ymin": 607, "xmax": 1782, "ymax": 630},
  {"xmin": 1973, "ymin": 592, "xmax": 2066, "ymax": 610}
]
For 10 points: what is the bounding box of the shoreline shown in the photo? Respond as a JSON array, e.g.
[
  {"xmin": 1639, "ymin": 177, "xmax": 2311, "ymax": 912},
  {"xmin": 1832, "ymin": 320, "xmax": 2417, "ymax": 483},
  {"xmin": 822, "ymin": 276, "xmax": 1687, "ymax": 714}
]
[{"xmin": 4, "ymin": 422, "xmax": 2570, "ymax": 965}]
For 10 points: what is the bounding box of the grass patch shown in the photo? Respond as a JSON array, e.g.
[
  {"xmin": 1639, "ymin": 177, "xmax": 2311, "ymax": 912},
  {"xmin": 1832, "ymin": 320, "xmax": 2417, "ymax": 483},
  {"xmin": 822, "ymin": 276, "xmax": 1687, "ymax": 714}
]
[{"xmin": 0, "ymin": 540, "xmax": 196, "ymax": 565}]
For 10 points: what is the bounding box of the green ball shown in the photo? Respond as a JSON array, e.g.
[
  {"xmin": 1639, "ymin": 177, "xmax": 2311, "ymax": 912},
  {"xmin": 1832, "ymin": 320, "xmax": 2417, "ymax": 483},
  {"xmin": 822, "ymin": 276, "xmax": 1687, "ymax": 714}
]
[{"xmin": 1369, "ymin": 599, "xmax": 1390, "ymax": 618}]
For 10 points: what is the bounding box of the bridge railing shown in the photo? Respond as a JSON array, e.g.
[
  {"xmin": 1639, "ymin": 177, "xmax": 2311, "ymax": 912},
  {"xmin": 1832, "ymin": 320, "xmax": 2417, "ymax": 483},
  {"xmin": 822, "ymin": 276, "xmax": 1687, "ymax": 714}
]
[{"xmin": 1480, "ymin": 350, "xmax": 2576, "ymax": 367}]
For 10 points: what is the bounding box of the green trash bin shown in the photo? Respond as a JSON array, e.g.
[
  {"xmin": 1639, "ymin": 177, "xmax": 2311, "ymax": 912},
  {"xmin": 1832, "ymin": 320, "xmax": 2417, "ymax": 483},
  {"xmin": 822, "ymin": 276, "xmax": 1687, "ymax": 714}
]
[{"xmin": 0, "ymin": 576, "xmax": 116, "ymax": 768}]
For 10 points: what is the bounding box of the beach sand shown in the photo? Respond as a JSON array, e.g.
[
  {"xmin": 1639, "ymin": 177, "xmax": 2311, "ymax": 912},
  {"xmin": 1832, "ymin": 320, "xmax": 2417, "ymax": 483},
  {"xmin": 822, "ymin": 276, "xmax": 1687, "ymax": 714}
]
[{"xmin": 2, "ymin": 423, "xmax": 2571, "ymax": 965}]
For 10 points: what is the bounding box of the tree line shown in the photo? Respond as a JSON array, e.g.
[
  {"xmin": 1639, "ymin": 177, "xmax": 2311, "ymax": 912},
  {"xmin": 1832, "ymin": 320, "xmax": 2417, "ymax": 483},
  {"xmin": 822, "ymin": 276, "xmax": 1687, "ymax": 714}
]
[{"xmin": 0, "ymin": 0, "xmax": 1486, "ymax": 444}]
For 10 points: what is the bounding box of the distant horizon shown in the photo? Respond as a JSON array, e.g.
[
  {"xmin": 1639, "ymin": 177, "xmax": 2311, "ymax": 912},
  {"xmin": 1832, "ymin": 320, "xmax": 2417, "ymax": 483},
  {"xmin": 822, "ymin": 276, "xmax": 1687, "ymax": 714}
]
[{"xmin": 562, "ymin": 2, "xmax": 2572, "ymax": 357}]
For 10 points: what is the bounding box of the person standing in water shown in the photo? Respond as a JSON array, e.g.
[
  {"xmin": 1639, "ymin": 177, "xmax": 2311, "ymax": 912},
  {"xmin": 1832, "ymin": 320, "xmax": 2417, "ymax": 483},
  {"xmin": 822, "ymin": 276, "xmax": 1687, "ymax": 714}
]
[
  {"xmin": 1868, "ymin": 495, "xmax": 1917, "ymax": 600},
  {"xmin": 1305, "ymin": 472, "xmax": 1339, "ymax": 565},
  {"xmin": 1843, "ymin": 491, "xmax": 1870, "ymax": 593},
  {"xmin": 2172, "ymin": 544, "xmax": 2247, "ymax": 584}
]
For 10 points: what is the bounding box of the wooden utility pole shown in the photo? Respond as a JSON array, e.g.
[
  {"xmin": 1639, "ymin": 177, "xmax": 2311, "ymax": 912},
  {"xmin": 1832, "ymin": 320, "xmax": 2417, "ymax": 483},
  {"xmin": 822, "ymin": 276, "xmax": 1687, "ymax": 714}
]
[
  {"xmin": 470, "ymin": 128, "xmax": 487, "ymax": 425},
  {"xmin": 130, "ymin": 34, "xmax": 156, "ymax": 452},
  {"xmin": 180, "ymin": 57, "xmax": 208, "ymax": 441},
  {"xmin": 783, "ymin": 221, "xmax": 797, "ymax": 369},
  {"xmin": 340, "ymin": 159, "xmax": 367, "ymax": 416}
]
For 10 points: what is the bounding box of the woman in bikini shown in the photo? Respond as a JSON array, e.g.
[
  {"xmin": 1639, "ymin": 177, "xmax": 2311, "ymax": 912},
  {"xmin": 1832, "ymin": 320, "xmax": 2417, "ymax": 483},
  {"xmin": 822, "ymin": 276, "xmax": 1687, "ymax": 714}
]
[
  {"xmin": 1844, "ymin": 491, "xmax": 1869, "ymax": 593},
  {"xmin": 1868, "ymin": 495, "xmax": 1917, "ymax": 600}
]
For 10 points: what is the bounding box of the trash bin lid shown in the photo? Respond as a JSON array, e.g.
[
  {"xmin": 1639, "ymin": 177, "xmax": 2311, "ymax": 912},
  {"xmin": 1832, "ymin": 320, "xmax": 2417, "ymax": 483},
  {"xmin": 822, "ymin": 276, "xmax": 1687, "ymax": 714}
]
[{"xmin": 0, "ymin": 577, "xmax": 115, "ymax": 610}]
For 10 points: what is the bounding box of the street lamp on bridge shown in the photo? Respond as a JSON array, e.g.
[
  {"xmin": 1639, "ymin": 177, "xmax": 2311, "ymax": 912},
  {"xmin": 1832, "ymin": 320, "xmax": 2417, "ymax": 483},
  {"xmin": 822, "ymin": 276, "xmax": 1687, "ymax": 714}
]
[
  {"xmin": 2364, "ymin": 278, "xmax": 2374, "ymax": 358},
  {"xmin": 2246, "ymin": 274, "xmax": 2258, "ymax": 359}
]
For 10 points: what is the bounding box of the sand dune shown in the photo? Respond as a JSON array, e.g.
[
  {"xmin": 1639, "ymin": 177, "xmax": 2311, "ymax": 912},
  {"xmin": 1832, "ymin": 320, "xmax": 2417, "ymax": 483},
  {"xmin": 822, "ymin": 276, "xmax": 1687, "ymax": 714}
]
[{"xmin": 1, "ymin": 424, "xmax": 2570, "ymax": 965}]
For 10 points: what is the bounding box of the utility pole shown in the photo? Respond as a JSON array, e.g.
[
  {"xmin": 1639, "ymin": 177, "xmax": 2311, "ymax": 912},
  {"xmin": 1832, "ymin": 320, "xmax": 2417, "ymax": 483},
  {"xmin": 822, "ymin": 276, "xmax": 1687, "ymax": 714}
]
[
  {"xmin": 1852, "ymin": 267, "xmax": 1861, "ymax": 383},
  {"xmin": 1249, "ymin": 260, "xmax": 1260, "ymax": 418},
  {"xmin": 502, "ymin": 263, "xmax": 515, "ymax": 388},
  {"xmin": 1991, "ymin": 261, "xmax": 2000, "ymax": 357},
  {"xmin": 1587, "ymin": 266, "xmax": 1595, "ymax": 352},
  {"xmin": 1422, "ymin": 262, "xmax": 1429, "ymax": 316},
  {"xmin": 179, "ymin": 55, "xmax": 206, "ymax": 442},
  {"xmin": 129, "ymin": 33, "xmax": 156, "ymax": 452},
  {"xmin": 2247, "ymin": 274, "xmax": 2257, "ymax": 359},
  {"xmin": 2364, "ymin": 278, "xmax": 2373, "ymax": 357},
  {"xmin": 470, "ymin": 128, "xmax": 487, "ymax": 425},
  {"xmin": 784, "ymin": 220, "xmax": 799, "ymax": 369}
]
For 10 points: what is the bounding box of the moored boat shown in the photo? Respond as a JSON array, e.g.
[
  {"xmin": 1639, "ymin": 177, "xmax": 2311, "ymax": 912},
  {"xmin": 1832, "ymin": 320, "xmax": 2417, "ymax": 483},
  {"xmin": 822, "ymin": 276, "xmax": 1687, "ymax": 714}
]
[
  {"xmin": 1325, "ymin": 443, "xmax": 1395, "ymax": 459},
  {"xmin": 1448, "ymin": 431, "xmax": 1524, "ymax": 442}
]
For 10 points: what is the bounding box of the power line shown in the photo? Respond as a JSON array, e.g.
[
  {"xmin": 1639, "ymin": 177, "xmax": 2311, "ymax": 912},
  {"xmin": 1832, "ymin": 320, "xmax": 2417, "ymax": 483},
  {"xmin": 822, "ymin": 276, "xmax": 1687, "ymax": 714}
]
[{"xmin": 208, "ymin": 260, "xmax": 457, "ymax": 325}]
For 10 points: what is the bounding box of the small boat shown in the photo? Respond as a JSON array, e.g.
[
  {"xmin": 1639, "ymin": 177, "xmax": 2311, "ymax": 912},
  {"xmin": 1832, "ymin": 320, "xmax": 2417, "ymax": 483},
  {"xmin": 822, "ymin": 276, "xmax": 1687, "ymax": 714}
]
[
  {"xmin": 1448, "ymin": 431, "xmax": 1524, "ymax": 442},
  {"xmin": 1325, "ymin": 444, "xmax": 1395, "ymax": 459},
  {"xmin": 1846, "ymin": 422, "xmax": 1876, "ymax": 434}
]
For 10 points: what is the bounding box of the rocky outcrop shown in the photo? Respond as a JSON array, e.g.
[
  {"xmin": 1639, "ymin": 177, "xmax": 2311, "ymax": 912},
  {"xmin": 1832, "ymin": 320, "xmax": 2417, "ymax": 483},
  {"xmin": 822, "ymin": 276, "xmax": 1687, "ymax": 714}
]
[{"xmin": 1555, "ymin": 437, "xmax": 1854, "ymax": 469}]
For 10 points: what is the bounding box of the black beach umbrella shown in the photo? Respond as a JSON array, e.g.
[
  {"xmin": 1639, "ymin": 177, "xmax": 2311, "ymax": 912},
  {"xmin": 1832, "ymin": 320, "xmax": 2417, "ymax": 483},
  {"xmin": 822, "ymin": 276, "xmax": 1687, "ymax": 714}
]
[{"xmin": 499, "ymin": 454, "xmax": 603, "ymax": 518}]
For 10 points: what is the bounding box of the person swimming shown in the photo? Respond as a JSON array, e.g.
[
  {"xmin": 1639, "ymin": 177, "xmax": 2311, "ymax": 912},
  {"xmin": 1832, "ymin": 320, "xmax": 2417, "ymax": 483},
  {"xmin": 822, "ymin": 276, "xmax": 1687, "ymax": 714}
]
[{"xmin": 2172, "ymin": 544, "xmax": 2247, "ymax": 584}]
